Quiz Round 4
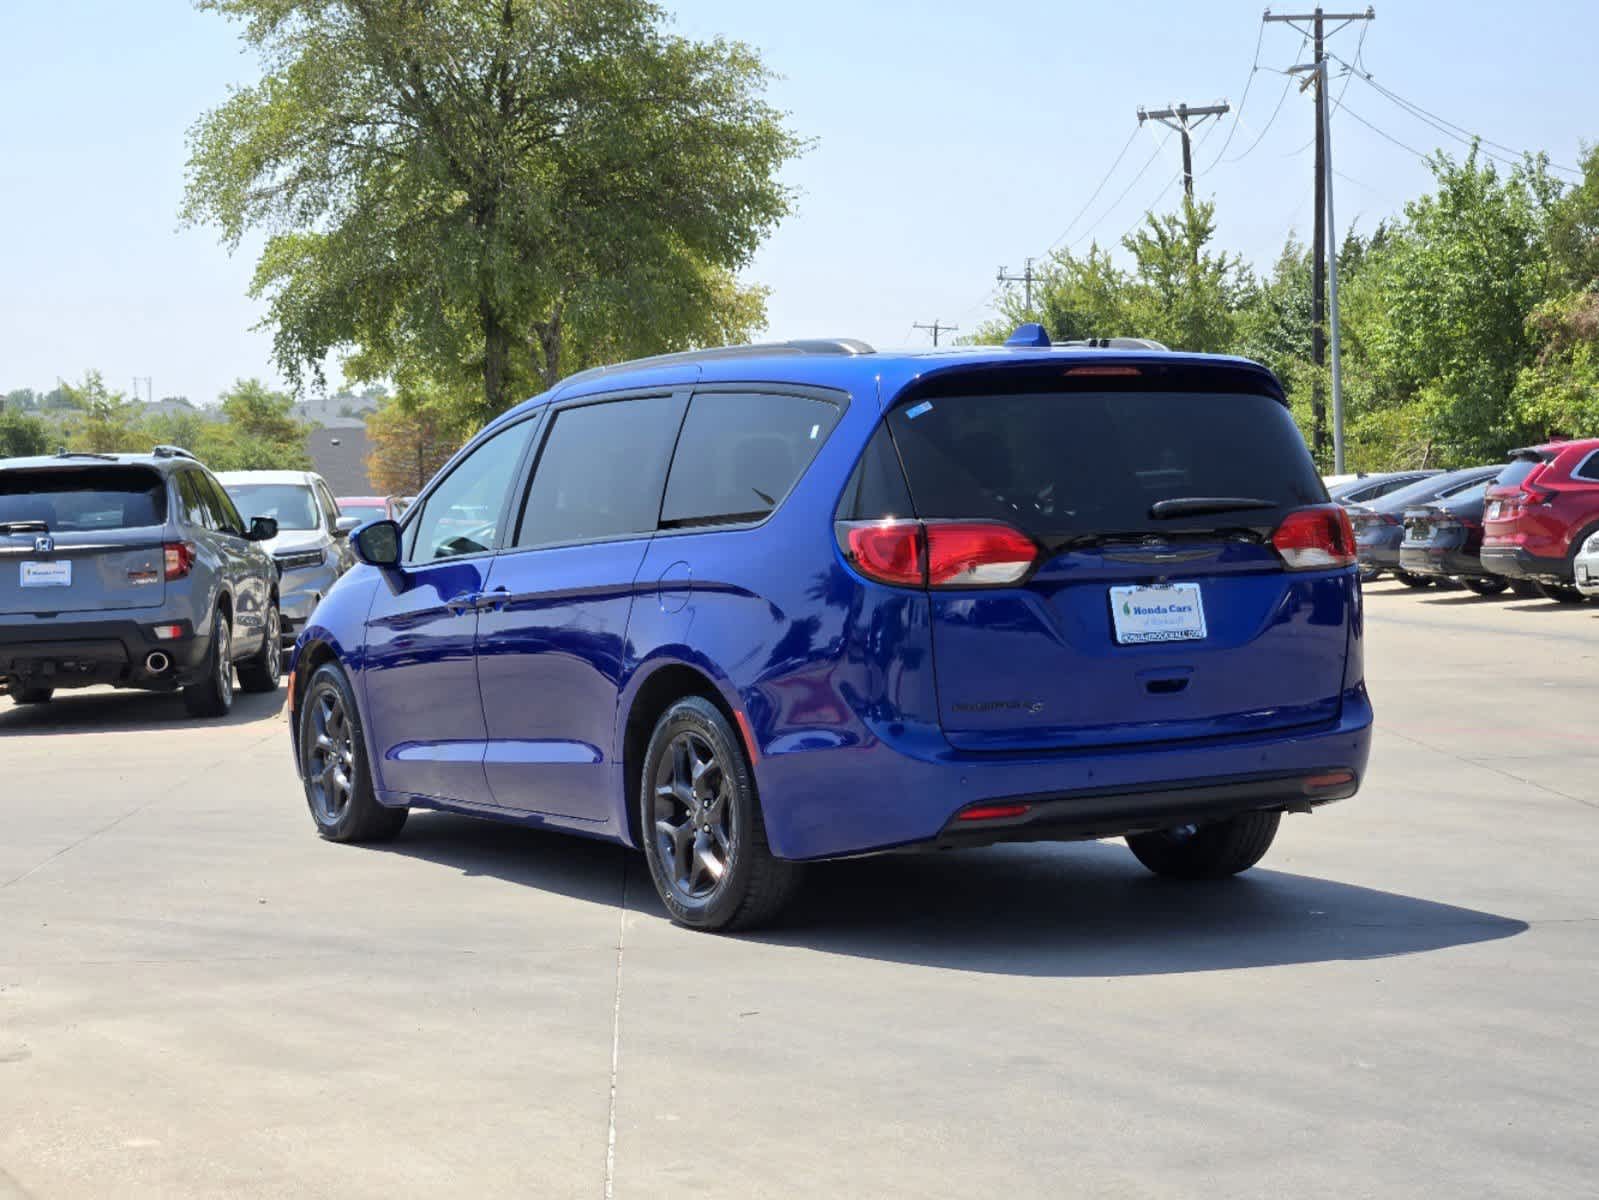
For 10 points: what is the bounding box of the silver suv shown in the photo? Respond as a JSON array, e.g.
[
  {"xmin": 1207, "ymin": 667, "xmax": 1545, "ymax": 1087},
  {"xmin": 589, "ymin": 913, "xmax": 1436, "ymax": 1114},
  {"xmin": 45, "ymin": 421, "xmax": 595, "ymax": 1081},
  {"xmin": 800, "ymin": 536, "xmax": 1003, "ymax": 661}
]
[
  {"xmin": 217, "ymin": 470, "xmax": 358, "ymax": 645},
  {"xmin": 0, "ymin": 447, "xmax": 282, "ymax": 716}
]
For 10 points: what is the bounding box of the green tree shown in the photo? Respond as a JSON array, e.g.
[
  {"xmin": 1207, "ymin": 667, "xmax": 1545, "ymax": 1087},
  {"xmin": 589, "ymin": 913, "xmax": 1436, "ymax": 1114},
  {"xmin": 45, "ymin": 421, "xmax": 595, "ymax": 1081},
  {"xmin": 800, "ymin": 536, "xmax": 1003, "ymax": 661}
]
[
  {"xmin": 183, "ymin": 0, "xmax": 801, "ymax": 421},
  {"xmin": 62, "ymin": 371, "xmax": 143, "ymax": 453},
  {"xmin": 193, "ymin": 379, "xmax": 313, "ymax": 470},
  {"xmin": 365, "ymin": 381, "xmax": 477, "ymax": 495},
  {"xmin": 0, "ymin": 407, "xmax": 51, "ymax": 458},
  {"xmin": 1343, "ymin": 149, "xmax": 1562, "ymax": 463}
]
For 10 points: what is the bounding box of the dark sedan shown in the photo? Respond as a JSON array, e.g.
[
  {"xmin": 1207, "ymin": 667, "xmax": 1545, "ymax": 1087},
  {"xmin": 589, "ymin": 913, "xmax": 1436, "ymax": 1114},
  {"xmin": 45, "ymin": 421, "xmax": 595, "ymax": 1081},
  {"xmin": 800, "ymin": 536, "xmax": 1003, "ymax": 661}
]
[
  {"xmin": 1328, "ymin": 470, "xmax": 1441, "ymax": 507},
  {"xmin": 1349, "ymin": 466, "xmax": 1502, "ymax": 585},
  {"xmin": 1398, "ymin": 479, "xmax": 1508, "ymax": 594}
]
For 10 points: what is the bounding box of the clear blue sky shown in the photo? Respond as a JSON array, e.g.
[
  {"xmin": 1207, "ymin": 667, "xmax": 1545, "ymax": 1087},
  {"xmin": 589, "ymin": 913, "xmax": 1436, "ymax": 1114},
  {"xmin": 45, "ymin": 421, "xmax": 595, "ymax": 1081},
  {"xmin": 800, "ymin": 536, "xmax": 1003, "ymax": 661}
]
[{"xmin": 2, "ymin": 1, "xmax": 1594, "ymax": 407}]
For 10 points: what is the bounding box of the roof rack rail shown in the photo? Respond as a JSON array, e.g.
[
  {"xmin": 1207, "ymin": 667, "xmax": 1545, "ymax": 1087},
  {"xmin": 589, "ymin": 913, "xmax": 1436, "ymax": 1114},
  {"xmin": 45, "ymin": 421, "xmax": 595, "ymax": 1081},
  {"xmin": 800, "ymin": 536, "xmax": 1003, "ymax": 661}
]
[
  {"xmin": 1058, "ymin": 337, "xmax": 1171, "ymax": 352},
  {"xmin": 558, "ymin": 338, "xmax": 876, "ymax": 388},
  {"xmin": 151, "ymin": 444, "xmax": 198, "ymax": 461}
]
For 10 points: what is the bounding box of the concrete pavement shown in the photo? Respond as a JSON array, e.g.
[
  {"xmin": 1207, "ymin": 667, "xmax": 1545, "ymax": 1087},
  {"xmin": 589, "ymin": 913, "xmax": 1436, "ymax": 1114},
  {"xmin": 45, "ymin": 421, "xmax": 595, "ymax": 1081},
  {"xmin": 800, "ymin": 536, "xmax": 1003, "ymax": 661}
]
[{"xmin": 1, "ymin": 579, "xmax": 1595, "ymax": 1197}]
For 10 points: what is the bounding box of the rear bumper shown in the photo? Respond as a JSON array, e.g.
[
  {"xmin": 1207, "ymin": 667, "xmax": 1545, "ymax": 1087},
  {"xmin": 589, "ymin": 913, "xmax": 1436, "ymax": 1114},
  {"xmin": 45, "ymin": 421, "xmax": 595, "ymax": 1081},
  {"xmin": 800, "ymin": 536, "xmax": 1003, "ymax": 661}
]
[
  {"xmin": 1575, "ymin": 554, "xmax": 1599, "ymax": 596},
  {"xmin": 932, "ymin": 769, "xmax": 1359, "ymax": 849},
  {"xmin": 1400, "ymin": 545, "xmax": 1496, "ymax": 579},
  {"xmin": 0, "ymin": 617, "xmax": 210, "ymax": 691},
  {"xmin": 755, "ymin": 687, "xmax": 1374, "ymax": 860},
  {"xmin": 1480, "ymin": 545, "xmax": 1569, "ymax": 584},
  {"xmin": 1357, "ymin": 542, "xmax": 1402, "ymax": 570}
]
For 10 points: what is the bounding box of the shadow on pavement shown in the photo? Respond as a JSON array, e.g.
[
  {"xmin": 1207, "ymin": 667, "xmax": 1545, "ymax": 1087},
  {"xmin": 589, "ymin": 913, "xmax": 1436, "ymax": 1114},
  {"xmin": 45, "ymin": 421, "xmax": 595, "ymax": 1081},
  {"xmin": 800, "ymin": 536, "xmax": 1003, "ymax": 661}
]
[
  {"xmin": 0, "ymin": 686, "xmax": 285, "ymax": 734},
  {"xmin": 380, "ymin": 813, "xmax": 1527, "ymax": 978}
]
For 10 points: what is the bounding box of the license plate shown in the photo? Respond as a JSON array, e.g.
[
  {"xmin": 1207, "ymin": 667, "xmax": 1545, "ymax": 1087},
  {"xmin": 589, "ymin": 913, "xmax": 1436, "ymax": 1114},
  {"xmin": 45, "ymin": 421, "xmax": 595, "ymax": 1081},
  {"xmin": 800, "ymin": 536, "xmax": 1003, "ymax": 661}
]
[
  {"xmin": 1110, "ymin": 582, "xmax": 1207, "ymax": 645},
  {"xmin": 20, "ymin": 560, "xmax": 72, "ymax": 588}
]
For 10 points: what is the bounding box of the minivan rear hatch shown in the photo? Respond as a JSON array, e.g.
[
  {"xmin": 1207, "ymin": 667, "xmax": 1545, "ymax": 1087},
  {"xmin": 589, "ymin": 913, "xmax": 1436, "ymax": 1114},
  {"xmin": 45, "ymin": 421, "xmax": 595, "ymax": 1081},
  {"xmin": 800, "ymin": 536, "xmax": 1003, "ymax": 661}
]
[
  {"xmin": 877, "ymin": 361, "xmax": 1350, "ymax": 752},
  {"xmin": 0, "ymin": 464, "xmax": 168, "ymax": 614}
]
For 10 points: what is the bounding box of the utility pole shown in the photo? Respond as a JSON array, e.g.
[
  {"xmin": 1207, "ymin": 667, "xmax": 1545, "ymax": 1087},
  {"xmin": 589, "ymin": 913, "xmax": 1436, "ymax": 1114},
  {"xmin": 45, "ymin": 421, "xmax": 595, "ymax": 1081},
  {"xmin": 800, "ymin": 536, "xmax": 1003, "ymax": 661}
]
[
  {"xmin": 1266, "ymin": 7, "xmax": 1374, "ymax": 469},
  {"xmin": 1136, "ymin": 102, "xmax": 1231, "ymax": 200},
  {"xmin": 996, "ymin": 258, "xmax": 1038, "ymax": 312},
  {"xmin": 912, "ymin": 320, "xmax": 959, "ymax": 347}
]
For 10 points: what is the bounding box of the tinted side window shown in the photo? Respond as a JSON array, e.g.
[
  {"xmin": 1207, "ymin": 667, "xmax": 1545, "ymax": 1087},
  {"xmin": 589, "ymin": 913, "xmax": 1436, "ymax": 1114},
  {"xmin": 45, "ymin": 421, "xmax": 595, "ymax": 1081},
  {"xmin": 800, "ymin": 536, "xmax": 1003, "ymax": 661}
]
[
  {"xmin": 515, "ymin": 395, "xmax": 685, "ymax": 548},
  {"xmin": 839, "ymin": 423, "xmax": 914, "ymax": 520},
  {"xmin": 313, "ymin": 480, "xmax": 340, "ymax": 529},
  {"xmin": 408, "ymin": 420, "xmax": 534, "ymax": 562},
  {"xmin": 205, "ymin": 475, "xmax": 247, "ymax": 535},
  {"xmin": 1573, "ymin": 452, "xmax": 1599, "ymax": 483},
  {"xmin": 176, "ymin": 471, "xmax": 211, "ymax": 528},
  {"xmin": 661, "ymin": 392, "xmax": 841, "ymax": 526}
]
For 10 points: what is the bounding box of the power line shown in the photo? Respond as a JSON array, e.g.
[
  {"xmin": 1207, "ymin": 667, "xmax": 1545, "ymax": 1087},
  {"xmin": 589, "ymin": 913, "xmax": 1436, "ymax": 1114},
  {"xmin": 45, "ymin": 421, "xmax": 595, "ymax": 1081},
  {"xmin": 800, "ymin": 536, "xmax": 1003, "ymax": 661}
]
[
  {"xmin": 1219, "ymin": 39, "xmax": 1308, "ymax": 164},
  {"xmin": 1334, "ymin": 55, "xmax": 1581, "ymax": 176},
  {"xmin": 1339, "ymin": 102, "xmax": 1429, "ymax": 161},
  {"xmin": 1201, "ymin": 19, "xmax": 1267, "ymax": 170},
  {"xmin": 1068, "ymin": 132, "xmax": 1173, "ymax": 250},
  {"xmin": 1045, "ymin": 124, "xmax": 1141, "ymax": 252},
  {"xmin": 1138, "ymin": 102, "xmax": 1231, "ymax": 199}
]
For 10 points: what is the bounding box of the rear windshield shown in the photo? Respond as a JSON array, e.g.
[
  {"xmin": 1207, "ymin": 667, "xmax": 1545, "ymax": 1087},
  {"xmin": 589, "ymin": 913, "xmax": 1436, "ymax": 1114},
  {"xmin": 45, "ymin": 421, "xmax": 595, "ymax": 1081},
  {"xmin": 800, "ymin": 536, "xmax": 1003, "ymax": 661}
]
[
  {"xmin": 1494, "ymin": 457, "xmax": 1544, "ymax": 488},
  {"xmin": 0, "ymin": 466, "xmax": 167, "ymax": 531},
  {"xmin": 227, "ymin": 483, "xmax": 319, "ymax": 531},
  {"xmin": 885, "ymin": 388, "xmax": 1324, "ymax": 539}
]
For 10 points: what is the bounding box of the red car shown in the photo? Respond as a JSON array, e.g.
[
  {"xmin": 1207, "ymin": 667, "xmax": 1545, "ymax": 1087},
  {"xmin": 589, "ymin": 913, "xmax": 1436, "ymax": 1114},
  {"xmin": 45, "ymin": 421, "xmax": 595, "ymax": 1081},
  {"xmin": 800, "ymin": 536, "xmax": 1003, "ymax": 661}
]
[{"xmin": 1480, "ymin": 438, "xmax": 1599, "ymax": 602}]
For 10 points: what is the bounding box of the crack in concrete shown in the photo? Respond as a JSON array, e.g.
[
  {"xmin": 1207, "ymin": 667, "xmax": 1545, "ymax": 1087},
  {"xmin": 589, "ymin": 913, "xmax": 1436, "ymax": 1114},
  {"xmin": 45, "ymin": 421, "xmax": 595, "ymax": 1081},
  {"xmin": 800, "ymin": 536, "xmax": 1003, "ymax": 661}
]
[
  {"xmin": 603, "ymin": 856, "xmax": 629, "ymax": 1200},
  {"xmin": 1382, "ymin": 725, "xmax": 1599, "ymax": 812}
]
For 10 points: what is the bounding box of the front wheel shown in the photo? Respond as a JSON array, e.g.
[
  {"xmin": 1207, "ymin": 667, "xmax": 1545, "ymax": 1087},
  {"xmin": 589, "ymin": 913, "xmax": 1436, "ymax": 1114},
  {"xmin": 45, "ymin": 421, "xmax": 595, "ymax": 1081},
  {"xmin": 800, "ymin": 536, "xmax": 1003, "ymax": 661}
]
[
  {"xmin": 1537, "ymin": 583, "xmax": 1588, "ymax": 604},
  {"xmin": 640, "ymin": 697, "xmax": 801, "ymax": 931},
  {"xmin": 9, "ymin": 685, "xmax": 53, "ymax": 705},
  {"xmin": 1463, "ymin": 577, "xmax": 1509, "ymax": 596},
  {"xmin": 299, "ymin": 663, "xmax": 407, "ymax": 842},
  {"xmin": 1127, "ymin": 811, "xmax": 1281, "ymax": 880},
  {"xmin": 1394, "ymin": 571, "xmax": 1432, "ymax": 589}
]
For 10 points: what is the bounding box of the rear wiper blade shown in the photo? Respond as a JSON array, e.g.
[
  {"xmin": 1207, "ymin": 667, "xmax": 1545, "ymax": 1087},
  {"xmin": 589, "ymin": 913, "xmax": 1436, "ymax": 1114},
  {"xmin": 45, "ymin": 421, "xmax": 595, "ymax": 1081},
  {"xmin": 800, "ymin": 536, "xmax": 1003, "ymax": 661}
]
[{"xmin": 1149, "ymin": 496, "xmax": 1278, "ymax": 519}]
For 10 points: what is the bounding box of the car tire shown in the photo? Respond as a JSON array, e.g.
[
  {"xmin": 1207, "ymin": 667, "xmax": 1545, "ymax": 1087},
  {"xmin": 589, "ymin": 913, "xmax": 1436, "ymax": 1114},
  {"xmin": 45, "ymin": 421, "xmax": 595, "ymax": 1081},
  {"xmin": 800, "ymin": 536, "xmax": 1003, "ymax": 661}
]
[
  {"xmin": 1357, "ymin": 564, "xmax": 1382, "ymax": 583},
  {"xmin": 639, "ymin": 696, "xmax": 801, "ymax": 932},
  {"xmin": 1510, "ymin": 580, "xmax": 1540, "ymax": 598},
  {"xmin": 1126, "ymin": 810, "xmax": 1281, "ymax": 880},
  {"xmin": 1393, "ymin": 571, "xmax": 1432, "ymax": 589},
  {"xmin": 237, "ymin": 603, "xmax": 283, "ymax": 694},
  {"xmin": 299, "ymin": 663, "xmax": 407, "ymax": 843},
  {"xmin": 182, "ymin": 610, "xmax": 235, "ymax": 718},
  {"xmin": 1536, "ymin": 583, "xmax": 1588, "ymax": 604},
  {"xmin": 1462, "ymin": 578, "xmax": 1508, "ymax": 596},
  {"xmin": 9, "ymin": 685, "xmax": 53, "ymax": 704}
]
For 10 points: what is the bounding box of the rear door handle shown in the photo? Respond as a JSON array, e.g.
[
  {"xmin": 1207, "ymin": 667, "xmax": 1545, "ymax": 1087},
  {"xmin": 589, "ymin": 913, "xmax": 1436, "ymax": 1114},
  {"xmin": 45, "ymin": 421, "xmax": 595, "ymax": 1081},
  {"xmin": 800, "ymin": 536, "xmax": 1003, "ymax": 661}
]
[{"xmin": 477, "ymin": 586, "xmax": 512, "ymax": 612}]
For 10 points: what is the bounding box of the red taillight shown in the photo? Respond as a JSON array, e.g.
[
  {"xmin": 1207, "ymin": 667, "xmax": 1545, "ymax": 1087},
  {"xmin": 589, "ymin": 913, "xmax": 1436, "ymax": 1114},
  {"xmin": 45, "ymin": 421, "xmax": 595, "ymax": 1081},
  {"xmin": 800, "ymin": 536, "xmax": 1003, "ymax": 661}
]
[
  {"xmin": 841, "ymin": 520, "xmax": 925, "ymax": 586},
  {"xmin": 1064, "ymin": 365, "xmax": 1142, "ymax": 377},
  {"xmin": 1272, "ymin": 505, "xmax": 1356, "ymax": 570},
  {"xmin": 839, "ymin": 520, "xmax": 1038, "ymax": 588},
  {"xmin": 925, "ymin": 521, "xmax": 1038, "ymax": 586},
  {"xmin": 1521, "ymin": 484, "xmax": 1557, "ymax": 506},
  {"xmin": 957, "ymin": 803, "xmax": 1032, "ymax": 822},
  {"xmin": 163, "ymin": 541, "xmax": 196, "ymax": 581}
]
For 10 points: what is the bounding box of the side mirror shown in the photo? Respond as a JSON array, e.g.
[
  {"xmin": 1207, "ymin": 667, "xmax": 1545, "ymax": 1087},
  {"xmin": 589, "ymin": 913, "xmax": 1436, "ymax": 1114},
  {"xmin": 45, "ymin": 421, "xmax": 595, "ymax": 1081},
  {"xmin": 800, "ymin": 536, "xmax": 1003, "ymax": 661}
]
[
  {"xmin": 351, "ymin": 519, "xmax": 402, "ymax": 568},
  {"xmin": 334, "ymin": 515, "xmax": 362, "ymax": 538},
  {"xmin": 248, "ymin": 516, "xmax": 278, "ymax": 542}
]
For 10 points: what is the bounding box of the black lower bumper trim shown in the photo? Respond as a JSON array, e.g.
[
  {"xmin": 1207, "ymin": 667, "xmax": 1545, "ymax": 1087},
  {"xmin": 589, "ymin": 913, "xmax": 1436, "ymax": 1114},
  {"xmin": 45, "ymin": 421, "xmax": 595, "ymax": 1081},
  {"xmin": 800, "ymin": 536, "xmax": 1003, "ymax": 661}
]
[
  {"xmin": 934, "ymin": 771, "xmax": 1359, "ymax": 848},
  {"xmin": 0, "ymin": 620, "xmax": 209, "ymax": 690},
  {"xmin": 1480, "ymin": 546, "xmax": 1570, "ymax": 584}
]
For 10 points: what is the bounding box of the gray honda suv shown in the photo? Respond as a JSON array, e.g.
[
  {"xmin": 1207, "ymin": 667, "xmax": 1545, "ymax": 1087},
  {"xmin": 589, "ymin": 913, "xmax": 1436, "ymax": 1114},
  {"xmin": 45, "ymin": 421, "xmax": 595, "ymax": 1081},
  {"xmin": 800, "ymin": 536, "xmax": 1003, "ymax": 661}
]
[{"xmin": 0, "ymin": 446, "xmax": 283, "ymax": 717}]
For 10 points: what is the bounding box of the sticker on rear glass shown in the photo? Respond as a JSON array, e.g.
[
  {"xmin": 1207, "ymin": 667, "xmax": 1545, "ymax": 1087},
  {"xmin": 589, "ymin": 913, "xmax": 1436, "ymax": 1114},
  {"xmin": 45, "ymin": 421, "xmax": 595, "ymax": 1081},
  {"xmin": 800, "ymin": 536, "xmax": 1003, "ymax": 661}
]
[{"xmin": 904, "ymin": 401, "xmax": 934, "ymax": 420}]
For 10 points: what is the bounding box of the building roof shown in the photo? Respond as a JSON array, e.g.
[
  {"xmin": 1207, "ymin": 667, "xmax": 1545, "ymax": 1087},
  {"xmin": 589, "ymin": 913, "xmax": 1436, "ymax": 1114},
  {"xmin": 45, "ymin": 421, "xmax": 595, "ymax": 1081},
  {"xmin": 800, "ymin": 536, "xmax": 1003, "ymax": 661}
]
[{"xmin": 305, "ymin": 426, "xmax": 374, "ymax": 495}]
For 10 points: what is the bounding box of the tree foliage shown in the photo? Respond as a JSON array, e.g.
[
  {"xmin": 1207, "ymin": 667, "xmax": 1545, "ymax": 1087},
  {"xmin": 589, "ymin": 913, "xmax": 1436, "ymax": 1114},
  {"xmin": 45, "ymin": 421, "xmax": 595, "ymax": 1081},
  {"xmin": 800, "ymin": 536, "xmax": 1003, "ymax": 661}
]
[
  {"xmin": 365, "ymin": 382, "xmax": 477, "ymax": 495},
  {"xmin": 183, "ymin": 0, "xmax": 802, "ymax": 421}
]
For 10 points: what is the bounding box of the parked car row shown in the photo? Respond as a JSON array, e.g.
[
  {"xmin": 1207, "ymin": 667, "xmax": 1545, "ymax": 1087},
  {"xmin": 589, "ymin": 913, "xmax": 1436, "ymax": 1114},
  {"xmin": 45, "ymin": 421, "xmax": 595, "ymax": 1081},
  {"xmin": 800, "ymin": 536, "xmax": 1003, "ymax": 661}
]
[
  {"xmin": 0, "ymin": 448, "xmax": 378, "ymax": 714},
  {"xmin": 1334, "ymin": 437, "xmax": 1599, "ymax": 602}
]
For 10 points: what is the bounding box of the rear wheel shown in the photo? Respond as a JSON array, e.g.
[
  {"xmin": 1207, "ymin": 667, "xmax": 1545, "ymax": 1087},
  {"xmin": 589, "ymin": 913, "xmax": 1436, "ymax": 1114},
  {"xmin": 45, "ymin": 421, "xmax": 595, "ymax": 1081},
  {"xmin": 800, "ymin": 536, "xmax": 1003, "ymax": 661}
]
[
  {"xmin": 182, "ymin": 611, "xmax": 234, "ymax": 718},
  {"xmin": 1511, "ymin": 580, "xmax": 1540, "ymax": 598},
  {"xmin": 1462, "ymin": 578, "xmax": 1508, "ymax": 596},
  {"xmin": 237, "ymin": 603, "xmax": 283, "ymax": 693},
  {"xmin": 300, "ymin": 663, "xmax": 407, "ymax": 842},
  {"xmin": 640, "ymin": 696, "xmax": 801, "ymax": 931},
  {"xmin": 1394, "ymin": 571, "xmax": 1432, "ymax": 589},
  {"xmin": 1537, "ymin": 583, "xmax": 1588, "ymax": 604},
  {"xmin": 9, "ymin": 685, "xmax": 53, "ymax": 705},
  {"xmin": 1127, "ymin": 811, "xmax": 1281, "ymax": 880},
  {"xmin": 1357, "ymin": 563, "xmax": 1383, "ymax": 583}
]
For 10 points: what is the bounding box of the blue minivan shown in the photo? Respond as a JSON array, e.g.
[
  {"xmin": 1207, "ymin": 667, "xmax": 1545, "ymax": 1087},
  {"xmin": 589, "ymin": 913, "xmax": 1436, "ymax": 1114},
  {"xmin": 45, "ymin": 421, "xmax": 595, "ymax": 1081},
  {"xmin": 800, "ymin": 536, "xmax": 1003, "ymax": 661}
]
[{"xmin": 287, "ymin": 328, "xmax": 1372, "ymax": 930}]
